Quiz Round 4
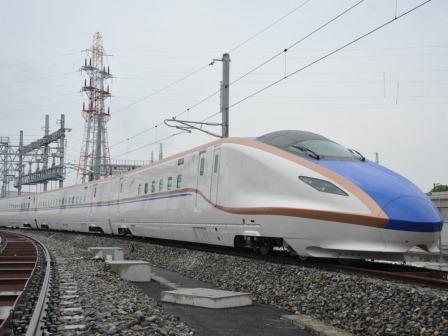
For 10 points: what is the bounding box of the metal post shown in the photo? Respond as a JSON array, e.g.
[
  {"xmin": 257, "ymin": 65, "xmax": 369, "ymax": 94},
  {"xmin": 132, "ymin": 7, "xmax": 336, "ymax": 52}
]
[
  {"xmin": 1, "ymin": 138, "xmax": 8, "ymax": 198},
  {"xmin": 18, "ymin": 131, "xmax": 23, "ymax": 196},
  {"xmin": 150, "ymin": 151, "xmax": 154, "ymax": 163},
  {"xmin": 159, "ymin": 143, "xmax": 163, "ymax": 161},
  {"xmin": 43, "ymin": 115, "xmax": 49, "ymax": 191},
  {"xmin": 59, "ymin": 114, "xmax": 65, "ymax": 188},
  {"xmin": 374, "ymin": 152, "xmax": 379, "ymax": 164},
  {"xmin": 221, "ymin": 53, "xmax": 230, "ymax": 138}
]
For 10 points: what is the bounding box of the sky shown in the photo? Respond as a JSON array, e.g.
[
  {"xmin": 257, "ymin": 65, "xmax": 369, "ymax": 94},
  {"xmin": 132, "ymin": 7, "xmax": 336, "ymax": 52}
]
[{"xmin": 0, "ymin": 0, "xmax": 446, "ymax": 192}]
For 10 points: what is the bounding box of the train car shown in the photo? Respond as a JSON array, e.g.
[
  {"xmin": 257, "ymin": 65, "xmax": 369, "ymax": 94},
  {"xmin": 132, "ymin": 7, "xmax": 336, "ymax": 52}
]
[{"xmin": 0, "ymin": 130, "xmax": 443, "ymax": 260}]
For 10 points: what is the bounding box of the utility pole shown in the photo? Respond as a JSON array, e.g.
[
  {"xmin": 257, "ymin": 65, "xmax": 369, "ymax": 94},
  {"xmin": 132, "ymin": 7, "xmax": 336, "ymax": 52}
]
[
  {"xmin": 0, "ymin": 138, "xmax": 8, "ymax": 198},
  {"xmin": 18, "ymin": 131, "xmax": 23, "ymax": 196},
  {"xmin": 59, "ymin": 114, "xmax": 65, "ymax": 188},
  {"xmin": 164, "ymin": 53, "xmax": 231, "ymax": 139},
  {"xmin": 43, "ymin": 115, "xmax": 50, "ymax": 192},
  {"xmin": 221, "ymin": 53, "xmax": 230, "ymax": 138}
]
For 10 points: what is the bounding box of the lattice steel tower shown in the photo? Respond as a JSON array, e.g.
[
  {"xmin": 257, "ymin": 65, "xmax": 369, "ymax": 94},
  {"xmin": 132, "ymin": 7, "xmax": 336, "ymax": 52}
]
[{"xmin": 78, "ymin": 32, "xmax": 112, "ymax": 182}]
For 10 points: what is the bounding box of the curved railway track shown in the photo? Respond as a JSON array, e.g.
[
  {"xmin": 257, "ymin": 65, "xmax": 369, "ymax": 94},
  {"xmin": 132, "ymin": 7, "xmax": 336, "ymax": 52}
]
[
  {"xmin": 19, "ymin": 228, "xmax": 448, "ymax": 290},
  {"xmin": 0, "ymin": 231, "xmax": 52, "ymax": 336},
  {"xmin": 6, "ymin": 228, "xmax": 448, "ymax": 293}
]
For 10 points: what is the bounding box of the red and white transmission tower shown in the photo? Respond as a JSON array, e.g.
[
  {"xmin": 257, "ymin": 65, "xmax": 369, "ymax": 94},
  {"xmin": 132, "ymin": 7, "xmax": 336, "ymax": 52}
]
[{"xmin": 78, "ymin": 32, "xmax": 112, "ymax": 182}]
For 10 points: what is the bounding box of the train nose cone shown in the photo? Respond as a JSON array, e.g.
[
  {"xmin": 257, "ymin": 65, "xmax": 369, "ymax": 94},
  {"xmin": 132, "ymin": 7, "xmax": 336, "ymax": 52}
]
[
  {"xmin": 316, "ymin": 160, "xmax": 443, "ymax": 232},
  {"xmin": 382, "ymin": 196, "xmax": 443, "ymax": 232}
]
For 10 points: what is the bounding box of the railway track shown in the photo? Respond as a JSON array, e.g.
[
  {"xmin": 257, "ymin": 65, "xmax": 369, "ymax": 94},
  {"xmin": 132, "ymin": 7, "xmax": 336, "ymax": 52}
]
[
  {"xmin": 0, "ymin": 231, "xmax": 52, "ymax": 336},
  {"xmin": 8, "ymin": 228, "xmax": 448, "ymax": 291}
]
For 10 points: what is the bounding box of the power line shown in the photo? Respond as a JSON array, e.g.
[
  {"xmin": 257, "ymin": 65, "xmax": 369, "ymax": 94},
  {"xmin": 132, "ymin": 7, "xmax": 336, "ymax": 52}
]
[
  {"xmin": 229, "ymin": 0, "xmax": 434, "ymax": 109},
  {"xmin": 0, "ymin": 71, "xmax": 76, "ymax": 88},
  {"xmin": 0, "ymin": 99, "xmax": 80, "ymax": 116},
  {"xmin": 0, "ymin": 51, "xmax": 80, "ymax": 70},
  {"xmin": 109, "ymin": 2, "xmax": 362, "ymax": 149},
  {"xmin": 110, "ymin": 1, "xmax": 438, "ymax": 160},
  {"xmin": 0, "ymin": 92, "xmax": 79, "ymax": 107},
  {"xmin": 112, "ymin": 63, "xmax": 212, "ymax": 116},
  {"xmin": 114, "ymin": 132, "xmax": 185, "ymax": 158},
  {"xmin": 230, "ymin": 0, "xmax": 366, "ymax": 86},
  {"xmin": 0, "ymin": 81, "xmax": 80, "ymax": 98},
  {"xmin": 228, "ymin": 0, "xmax": 313, "ymax": 53}
]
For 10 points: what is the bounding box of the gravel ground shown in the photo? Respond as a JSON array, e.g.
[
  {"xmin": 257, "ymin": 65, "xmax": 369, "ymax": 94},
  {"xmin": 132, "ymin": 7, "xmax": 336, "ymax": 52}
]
[
  {"xmin": 28, "ymin": 231, "xmax": 447, "ymax": 336},
  {"xmin": 26, "ymin": 232, "xmax": 196, "ymax": 336}
]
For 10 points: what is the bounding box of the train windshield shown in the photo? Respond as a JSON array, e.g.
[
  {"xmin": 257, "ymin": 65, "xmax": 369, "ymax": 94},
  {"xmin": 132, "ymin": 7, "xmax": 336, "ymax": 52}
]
[{"xmin": 256, "ymin": 130, "xmax": 357, "ymax": 161}]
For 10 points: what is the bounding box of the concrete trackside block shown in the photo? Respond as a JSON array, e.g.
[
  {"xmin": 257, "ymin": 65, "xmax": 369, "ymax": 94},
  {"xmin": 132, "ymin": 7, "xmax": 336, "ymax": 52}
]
[
  {"xmin": 160, "ymin": 288, "xmax": 252, "ymax": 309},
  {"xmin": 88, "ymin": 247, "xmax": 124, "ymax": 261},
  {"xmin": 106, "ymin": 260, "xmax": 151, "ymax": 282}
]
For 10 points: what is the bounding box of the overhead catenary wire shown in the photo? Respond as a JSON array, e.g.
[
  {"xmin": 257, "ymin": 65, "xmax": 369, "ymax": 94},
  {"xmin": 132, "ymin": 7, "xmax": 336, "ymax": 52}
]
[
  {"xmin": 228, "ymin": 0, "xmax": 313, "ymax": 53},
  {"xmin": 229, "ymin": 0, "xmax": 434, "ymax": 109},
  {"xmin": 114, "ymin": 132, "xmax": 186, "ymax": 158},
  {"xmin": 112, "ymin": 63, "xmax": 213, "ymax": 116},
  {"xmin": 108, "ymin": 1, "xmax": 362, "ymax": 149},
  {"xmin": 230, "ymin": 0, "xmax": 366, "ymax": 86},
  {"xmin": 108, "ymin": 0, "xmax": 434, "ymax": 159}
]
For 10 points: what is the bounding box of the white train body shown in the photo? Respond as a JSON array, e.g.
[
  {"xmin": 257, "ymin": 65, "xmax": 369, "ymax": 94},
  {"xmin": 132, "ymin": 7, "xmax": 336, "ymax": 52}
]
[{"xmin": 0, "ymin": 131, "xmax": 443, "ymax": 259}]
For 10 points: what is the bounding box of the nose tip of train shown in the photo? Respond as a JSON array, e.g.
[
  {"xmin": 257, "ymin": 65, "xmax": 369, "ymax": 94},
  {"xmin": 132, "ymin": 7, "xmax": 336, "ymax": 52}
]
[{"xmin": 382, "ymin": 196, "xmax": 443, "ymax": 233}]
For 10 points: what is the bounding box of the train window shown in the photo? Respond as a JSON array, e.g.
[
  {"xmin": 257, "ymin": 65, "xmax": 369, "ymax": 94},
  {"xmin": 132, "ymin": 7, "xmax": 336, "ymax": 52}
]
[
  {"xmin": 138, "ymin": 184, "xmax": 142, "ymax": 195},
  {"xmin": 159, "ymin": 179, "xmax": 164, "ymax": 192},
  {"xmin": 200, "ymin": 157, "xmax": 205, "ymax": 176},
  {"xmin": 213, "ymin": 154, "xmax": 219, "ymax": 173},
  {"xmin": 144, "ymin": 182, "xmax": 149, "ymax": 194},
  {"xmin": 178, "ymin": 158, "xmax": 184, "ymax": 166},
  {"xmin": 151, "ymin": 180, "xmax": 156, "ymax": 193},
  {"xmin": 177, "ymin": 174, "xmax": 182, "ymax": 189},
  {"xmin": 167, "ymin": 177, "xmax": 173, "ymax": 191}
]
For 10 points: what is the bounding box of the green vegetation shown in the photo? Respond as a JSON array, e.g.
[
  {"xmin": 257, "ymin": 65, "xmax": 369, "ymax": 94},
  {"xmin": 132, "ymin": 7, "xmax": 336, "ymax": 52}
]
[{"xmin": 432, "ymin": 184, "xmax": 448, "ymax": 192}]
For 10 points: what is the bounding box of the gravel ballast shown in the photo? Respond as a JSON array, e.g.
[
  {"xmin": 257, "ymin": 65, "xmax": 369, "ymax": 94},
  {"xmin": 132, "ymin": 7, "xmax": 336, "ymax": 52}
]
[
  {"xmin": 27, "ymin": 231, "xmax": 447, "ymax": 336},
  {"xmin": 26, "ymin": 232, "xmax": 195, "ymax": 336}
]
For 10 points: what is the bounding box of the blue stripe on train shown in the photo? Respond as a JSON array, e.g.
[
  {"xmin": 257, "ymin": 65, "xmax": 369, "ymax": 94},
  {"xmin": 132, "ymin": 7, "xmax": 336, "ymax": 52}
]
[{"xmin": 316, "ymin": 160, "xmax": 443, "ymax": 232}]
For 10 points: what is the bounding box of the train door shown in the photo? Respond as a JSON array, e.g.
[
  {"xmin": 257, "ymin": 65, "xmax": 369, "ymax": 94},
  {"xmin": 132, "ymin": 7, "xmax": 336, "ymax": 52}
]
[
  {"xmin": 209, "ymin": 147, "xmax": 221, "ymax": 205},
  {"xmin": 195, "ymin": 150, "xmax": 211, "ymax": 208}
]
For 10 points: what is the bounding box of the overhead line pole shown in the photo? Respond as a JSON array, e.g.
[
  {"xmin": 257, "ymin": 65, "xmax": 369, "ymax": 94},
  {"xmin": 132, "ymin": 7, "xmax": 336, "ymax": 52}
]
[{"xmin": 221, "ymin": 53, "xmax": 230, "ymax": 138}]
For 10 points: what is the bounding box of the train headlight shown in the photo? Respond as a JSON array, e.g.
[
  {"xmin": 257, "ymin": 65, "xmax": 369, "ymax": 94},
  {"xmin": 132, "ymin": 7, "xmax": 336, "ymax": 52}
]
[{"xmin": 299, "ymin": 176, "xmax": 348, "ymax": 196}]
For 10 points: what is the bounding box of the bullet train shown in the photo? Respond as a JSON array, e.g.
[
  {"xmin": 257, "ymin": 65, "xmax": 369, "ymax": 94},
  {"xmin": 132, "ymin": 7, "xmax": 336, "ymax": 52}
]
[{"xmin": 0, "ymin": 130, "xmax": 443, "ymax": 260}]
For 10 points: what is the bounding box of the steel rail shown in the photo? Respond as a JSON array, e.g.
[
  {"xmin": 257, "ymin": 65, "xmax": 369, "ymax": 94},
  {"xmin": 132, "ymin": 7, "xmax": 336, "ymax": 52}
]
[
  {"xmin": 22, "ymin": 234, "xmax": 52, "ymax": 336},
  {"xmin": 0, "ymin": 230, "xmax": 52, "ymax": 336},
  {"xmin": 12, "ymin": 228, "xmax": 448, "ymax": 289}
]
